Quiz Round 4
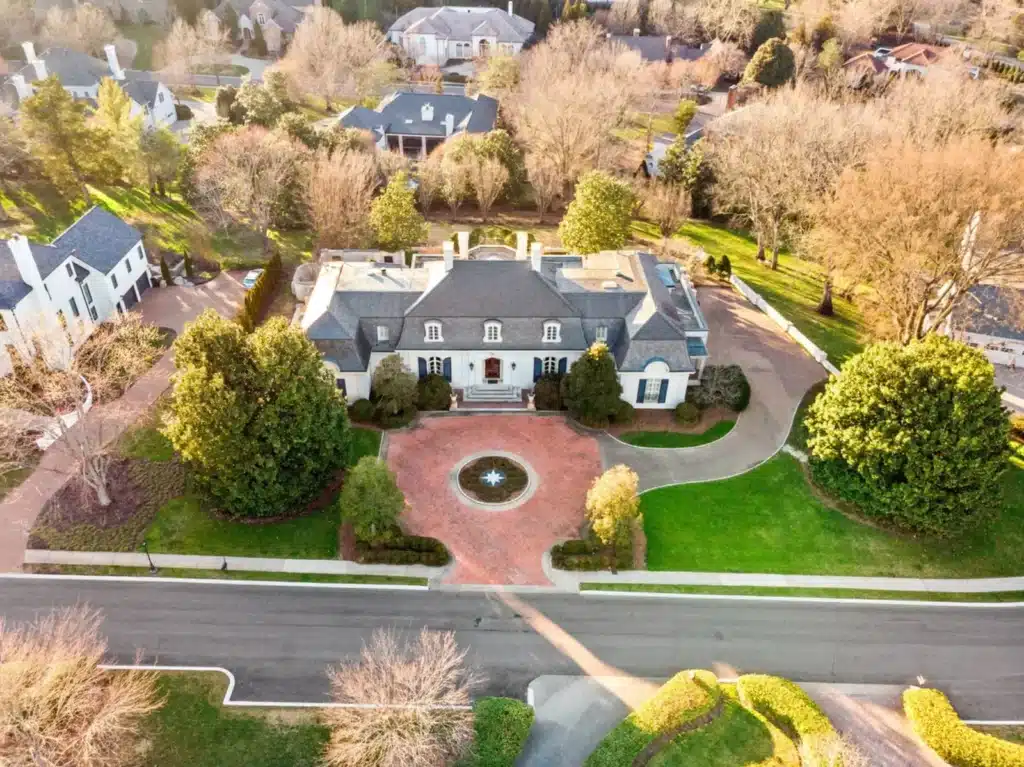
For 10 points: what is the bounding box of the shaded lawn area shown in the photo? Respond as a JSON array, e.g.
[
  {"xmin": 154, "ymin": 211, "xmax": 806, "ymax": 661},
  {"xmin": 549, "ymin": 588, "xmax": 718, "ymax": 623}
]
[
  {"xmin": 0, "ymin": 180, "xmax": 311, "ymax": 268},
  {"xmin": 144, "ymin": 673, "xmax": 328, "ymax": 767},
  {"xmin": 116, "ymin": 23, "xmax": 166, "ymax": 70},
  {"xmin": 635, "ymin": 220, "xmax": 864, "ymax": 365},
  {"xmin": 621, "ymin": 420, "xmax": 735, "ymax": 448},
  {"xmin": 1, "ymin": 455, "xmax": 39, "ymax": 502},
  {"xmin": 643, "ymin": 455, "xmax": 1024, "ymax": 578}
]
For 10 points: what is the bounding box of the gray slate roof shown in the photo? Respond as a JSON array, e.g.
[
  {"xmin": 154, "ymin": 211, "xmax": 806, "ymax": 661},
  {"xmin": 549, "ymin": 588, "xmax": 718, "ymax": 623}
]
[
  {"xmin": 611, "ymin": 35, "xmax": 706, "ymax": 63},
  {"xmin": 956, "ymin": 284, "xmax": 1024, "ymax": 341},
  {"xmin": 121, "ymin": 79, "xmax": 161, "ymax": 109},
  {"xmin": 53, "ymin": 207, "xmax": 143, "ymax": 274},
  {"xmin": 19, "ymin": 48, "xmax": 108, "ymax": 87},
  {"xmin": 213, "ymin": 0, "xmax": 304, "ymax": 31},
  {"xmin": 339, "ymin": 92, "xmax": 498, "ymax": 138},
  {"xmin": 390, "ymin": 6, "xmax": 534, "ymax": 43}
]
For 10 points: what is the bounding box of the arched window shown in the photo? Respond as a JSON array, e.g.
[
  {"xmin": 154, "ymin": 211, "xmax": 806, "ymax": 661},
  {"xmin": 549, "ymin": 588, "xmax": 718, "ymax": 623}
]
[
  {"xmin": 543, "ymin": 357, "xmax": 558, "ymax": 375},
  {"xmin": 425, "ymin": 321, "xmax": 442, "ymax": 342},
  {"xmin": 543, "ymin": 321, "xmax": 561, "ymax": 343},
  {"xmin": 428, "ymin": 356, "xmax": 443, "ymax": 375},
  {"xmin": 483, "ymin": 320, "xmax": 502, "ymax": 343}
]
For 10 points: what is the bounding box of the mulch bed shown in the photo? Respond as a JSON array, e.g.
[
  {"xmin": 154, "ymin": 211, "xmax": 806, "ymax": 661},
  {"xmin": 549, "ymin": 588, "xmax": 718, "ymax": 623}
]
[
  {"xmin": 457, "ymin": 455, "xmax": 529, "ymax": 504},
  {"xmin": 205, "ymin": 467, "xmax": 348, "ymax": 525},
  {"xmin": 28, "ymin": 458, "xmax": 186, "ymax": 552},
  {"xmin": 605, "ymin": 406, "xmax": 734, "ymax": 438}
]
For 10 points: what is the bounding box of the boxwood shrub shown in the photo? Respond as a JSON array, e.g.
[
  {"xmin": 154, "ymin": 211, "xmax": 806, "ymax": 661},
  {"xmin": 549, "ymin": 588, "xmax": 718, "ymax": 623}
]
[
  {"xmin": 417, "ymin": 373, "xmax": 452, "ymax": 411},
  {"xmin": 551, "ymin": 533, "xmax": 632, "ymax": 571},
  {"xmin": 533, "ymin": 375, "xmax": 563, "ymax": 411},
  {"xmin": 674, "ymin": 401, "xmax": 700, "ymax": 425},
  {"xmin": 585, "ymin": 670, "xmax": 720, "ymax": 767},
  {"xmin": 736, "ymin": 675, "xmax": 835, "ymax": 751},
  {"xmin": 903, "ymin": 687, "xmax": 1024, "ymax": 767},
  {"xmin": 349, "ymin": 398, "xmax": 376, "ymax": 423},
  {"xmin": 354, "ymin": 532, "xmax": 450, "ymax": 566},
  {"xmin": 460, "ymin": 697, "xmax": 535, "ymax": 767}
]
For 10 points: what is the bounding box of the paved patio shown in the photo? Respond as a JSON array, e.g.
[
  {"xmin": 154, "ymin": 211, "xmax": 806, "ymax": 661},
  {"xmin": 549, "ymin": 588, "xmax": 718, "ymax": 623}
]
[
  {"xmin": 385, "ymin": 415, "xmax": 602, "ymax": 586},
  {"xmin": 0, "ymin": 272, "xmax": 244, "ymax": 572}
]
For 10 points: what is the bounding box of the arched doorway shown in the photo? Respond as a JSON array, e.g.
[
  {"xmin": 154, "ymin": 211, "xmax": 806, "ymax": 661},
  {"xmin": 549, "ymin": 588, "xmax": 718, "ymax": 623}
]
[
  {"xmin": 478, "ymin": 39, "xmax": 491, "ymax": 57},
  {"xmin": 484, "ymin": 357, "xmax": 501, "ymax": 383}
]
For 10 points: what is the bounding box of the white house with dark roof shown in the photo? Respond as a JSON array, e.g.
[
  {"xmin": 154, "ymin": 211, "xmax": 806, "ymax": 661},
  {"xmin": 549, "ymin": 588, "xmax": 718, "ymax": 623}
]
[
  {"xmin": 302, "ymin": 235, "xmax": 709, "ymax": 407},
  {"xmin": 388, "ymin": 4, "xmax": 534, "ymax": 66},
  {"xmin": 212, "ymin": 0, "xmax": 318, "ymax": 54},
  {"xmin": 0, "ymin": 207, "xmax": 153, "ymax": 375},
  {"xmin": 339, "ymin": 91, "xmax": 499, "ymax": 158},
  {"xmin": 10, "ymin": 42, "xmax": 176, "ymax": 129}
]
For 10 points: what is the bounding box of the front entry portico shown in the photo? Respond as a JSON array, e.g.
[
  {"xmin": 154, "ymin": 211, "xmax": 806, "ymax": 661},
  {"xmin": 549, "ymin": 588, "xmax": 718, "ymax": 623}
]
[{"xmin": 483, "ymin": 356, "xmax": 502, "ymax": 383}]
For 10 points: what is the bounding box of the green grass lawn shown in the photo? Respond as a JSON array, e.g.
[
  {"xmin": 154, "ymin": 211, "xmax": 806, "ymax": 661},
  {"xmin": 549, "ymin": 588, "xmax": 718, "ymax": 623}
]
[
  {"xmin": 172, "ymin": 85, "xmax": 219, "ymax": 103},
  {"xmin": 643, "ymin": 455, "xmax": 1024, "ymax": 578},
  {"xmin": 581, "ymin": 584, "xmax": 1024, "ymax": 602},
  {"xmin": 27, "ymin": 564, "xmax": 425, "ymax": 585},
  {"xmin": 144, "ymin": 673, "xmax": 328, "ymax": 767},
  {"xmin": 116, "ymin": 23, "xmax": 166, "ymax": 70},
  {"xmin": 637, "ymin": 220, "xmax": 864, "ymax": 365},
  {"xmin": 196, "ymin": 63, "xmax": 250, "ymax": 77},
  {"xmin": 621, "ymin": 420, "xmax": 735, "ymax": 448}
]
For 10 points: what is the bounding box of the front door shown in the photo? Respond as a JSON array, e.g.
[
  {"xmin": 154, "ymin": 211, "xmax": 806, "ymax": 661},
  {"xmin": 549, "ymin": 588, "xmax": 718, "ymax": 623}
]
[{"xmin": 483, "ymin": 357, "xmax": 501, "ymax": 383}]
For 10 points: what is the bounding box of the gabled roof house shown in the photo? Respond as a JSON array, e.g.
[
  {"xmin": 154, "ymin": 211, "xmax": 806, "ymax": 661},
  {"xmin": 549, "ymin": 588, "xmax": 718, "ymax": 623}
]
[
  {"xmin": 212, "ymin": 0, "xmax": 317, "ymax": 54},
  {"xmin": 388, "ymin": 4, "xmax": 534, "ymax": 66}
]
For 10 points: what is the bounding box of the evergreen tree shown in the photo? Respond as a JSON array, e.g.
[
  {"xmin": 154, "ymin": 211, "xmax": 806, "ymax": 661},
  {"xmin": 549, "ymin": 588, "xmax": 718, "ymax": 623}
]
[
  {"xmin": 743, "ymin": 38, "xmax": 795, "ymax": 88},
  {"xmin": 369, "ymin": 172, "xmax": 427, "ymax": 251},
  {"xmin": 559, "ymin": 170, "xmax": 635, "ymax": 254},
  {"xmin": 160, "ymin": 256, "xmax": 173, "ymax": 286},
  {"xmin": 535, "ymin": 0, "xmax": 553, "ymax": 35},
  {"xmin": 337, "ymin": 457, "xmax": 405, "ymax": 542},
  {"xmin": 94, "ymin": 78, "xmax": 143, "ymax": 184},
  {"xmin": 560, "ymin": 342, "xmax": 624, "ymax": 427},
  {"xmin": 251, "ymin": 20, "xmax": 268, "ymax": 57}
]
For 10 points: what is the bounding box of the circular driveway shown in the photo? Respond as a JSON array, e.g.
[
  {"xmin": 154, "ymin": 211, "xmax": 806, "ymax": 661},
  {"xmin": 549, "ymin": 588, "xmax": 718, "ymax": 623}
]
[{"xmin": 386, "ymin": 415, "xmax": 602, "ymax": 585}]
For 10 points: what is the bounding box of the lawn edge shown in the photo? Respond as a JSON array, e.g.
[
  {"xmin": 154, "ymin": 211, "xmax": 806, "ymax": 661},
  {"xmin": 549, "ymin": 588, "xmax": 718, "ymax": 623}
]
[
  {"xmin": 580, "ymin": 587, "xmax": 1024, "ymax": 607},
  {"xmin": 3, "ymin": 572, "xmax": 429, "ymax": 590}
]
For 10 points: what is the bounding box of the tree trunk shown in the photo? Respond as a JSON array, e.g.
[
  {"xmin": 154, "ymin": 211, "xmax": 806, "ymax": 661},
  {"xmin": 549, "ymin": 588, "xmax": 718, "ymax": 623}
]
[
  {"xmin": 755, "ymin": 232, "xmax": 765, "ymax": 262},
  {"xmin": 817, "ymin": 276, "xmax": 834, "ymax": 316},
  {"xmin": 94, "ymin": 480, "xmax": 112, "ymax": 507},
  {"xmin": 770, "ymin": 244, "xmax": 779, "ymax": 271},
  {"xmin": 261, "ymin": 226, "xmax": 272, "ymax": 254}
]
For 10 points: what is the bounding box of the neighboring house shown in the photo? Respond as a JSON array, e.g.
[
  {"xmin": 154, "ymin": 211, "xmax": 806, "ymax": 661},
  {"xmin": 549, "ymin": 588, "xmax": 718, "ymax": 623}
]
[
  {"xmin": 212, "ymin": 0, "xmax": 319, "ymax": 54},
  {"xmin": 0, "ymin": 207, "xmax": 153, "ymax": 376},
  {"xmin": 844, "ymin": 42, "xmax": 945, "ymax": 83},
  {"xmin": 10, "ymin": 43, "xmax": 176, "ymax": 128},
  {"xmin": 339, "ymin": 91, "xmax": 499, "ymax": 158},
  {"xmin": 947, "ymin": 284, "xmax": 1024, "ymax": 368},
  {"xmin": 33, "ymin": 0, "xmax": 170, "ymax": 23},
  {"xmin": 609, "ymin": 32, "xmax": 707, "ymax": 64},
  {"xmin": 388, "ymin": 4, "xmax": 534, "ymax": 66},
  {"xmin": 302, "ymin": 235, "xmax": 709, "ymax": 408}
]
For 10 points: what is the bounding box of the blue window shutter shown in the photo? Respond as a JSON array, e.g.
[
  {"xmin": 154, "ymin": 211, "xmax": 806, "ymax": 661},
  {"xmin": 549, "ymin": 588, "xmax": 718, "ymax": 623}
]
[
  {"xmin": 658, "ymin": 379, "xmax": 669, "ymax": 404},
  {"xmin": 558, "ymin": 357, "xmax": 567, "ymax": 375},
  {"xmin": 636, "ymin": 379, "xmax": 646, "ymax": 404},
  {"xmin": 443, "ymin": 357, "xmax": 452, "ymax": 382},
  {"xmin": 533, "ymin": 357, "xmax": 542, "ymax": 382},
  {"xmin": 417, "ymin": 357, "xmax": 427, "ymax": 379}
]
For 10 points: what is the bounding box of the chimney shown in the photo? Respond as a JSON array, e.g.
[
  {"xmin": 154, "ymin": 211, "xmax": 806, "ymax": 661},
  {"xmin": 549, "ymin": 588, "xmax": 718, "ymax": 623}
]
[
  {"xmin": 30, "ymin": 58, "xmax": 46, "ymax": 82},
  {"xmin": 530, "ymin": 241, "xmax": 543, "ymax": 272},
  {"xmin": 633, "ymin": 27, "xmax": 641, "ymax": 37},
  {"xmin": 11, "ymin": 74, "xmax": 31, "ymax": 101},
  {"xmin": 7, "ymin": 235, "xmax": 45, "ymax": 297},
  {"xmin": 444, "ymin": 113, "xmax": 454, "ymax": 136},
  {"xmin": 442, "ymin": 240, "xmax": 455, "ymax": 271},
  {"xmin": 21, "ymin": 42, "xmax": 36, "ymax": 63},
  {"xmin": 104, "ymin": 43, "xmax": 124, "ymax": 80},
  {"xmin": 507, "ymin": 0, "xmax": 512, "ymax": 14},
  {"xmin": 457, "ymin": 231, "xmax": 470, "ymax": 259},
  {"xmin": 515, "ymin": 231, "xmax": 528, "ymax": 260},
  {"xmin": 421, "ymin": 102, "xmax": 434, "ymax": 121}
]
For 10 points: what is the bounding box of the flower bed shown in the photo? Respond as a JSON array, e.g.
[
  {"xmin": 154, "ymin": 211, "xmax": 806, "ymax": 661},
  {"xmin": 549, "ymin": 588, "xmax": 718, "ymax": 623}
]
[{"xmin": 457, "ymin": 456, "xmax": 529, "ymax": 504}]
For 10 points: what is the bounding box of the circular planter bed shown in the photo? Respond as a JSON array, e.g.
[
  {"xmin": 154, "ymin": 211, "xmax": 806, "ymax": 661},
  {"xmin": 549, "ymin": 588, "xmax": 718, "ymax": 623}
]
[{"xmin": 457, "ymin": 455, "xmax": 530, "ymax": 505}]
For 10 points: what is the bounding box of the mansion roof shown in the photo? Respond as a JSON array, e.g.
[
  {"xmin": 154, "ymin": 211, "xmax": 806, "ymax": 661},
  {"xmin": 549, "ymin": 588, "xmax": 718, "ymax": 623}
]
[
  {"xmin": 339, "ymin": 92, "xmax": 498, "ymax": 138},
  {"xmin": 389, "ymin": 6, "xmax": 534, "ymax": 44}
]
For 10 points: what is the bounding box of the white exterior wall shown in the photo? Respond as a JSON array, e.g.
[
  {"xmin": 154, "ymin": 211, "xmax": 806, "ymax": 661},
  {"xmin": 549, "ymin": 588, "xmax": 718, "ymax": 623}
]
[
  {"xmin": 961, "ymin": 331, "xmax": 1024, "ymax": 368},
  {"xmin": 128, "ymin": 82, "xmax": 177, "ymax": 128},
  {"xmin": 105, "ymin": 242, "xmax": 151, "ymax": 309},
  {"xmin": 619, "ymin": 371, "xmax": 691, "ymax": 408},
  {"xmin": 397, "ymin": 349, "xmax": 583, "ymax": 389}
]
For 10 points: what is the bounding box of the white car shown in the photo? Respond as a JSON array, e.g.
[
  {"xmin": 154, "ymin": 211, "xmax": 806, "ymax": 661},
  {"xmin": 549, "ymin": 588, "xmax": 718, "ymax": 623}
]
[{"xmin": 242, "ymin": 269, "xmax": 264, "ymax": 289}]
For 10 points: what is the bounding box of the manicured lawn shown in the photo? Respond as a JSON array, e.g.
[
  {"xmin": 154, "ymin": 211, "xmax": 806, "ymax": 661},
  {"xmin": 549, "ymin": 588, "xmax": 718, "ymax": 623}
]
[
  {"xmin": 144, "ymin": 673, "xmax": 328, "ymax": 767},
  {"xmin": 643, "ymin": 455, "xmax": 1024, "ymax": 578},
  {"xmin": 119, "ymin": 422, "xmax": 175, "ymax": 462},
  {"xmin": 580, "ymin": 584, "xmax": 1024, "ymax": 602},
  {"xmin": 26, "ymin": 564, "xmax": 425, "ymax": 585},
  {"xmin": 196, "ymin": 63, "xmax": 250, "ymax": 76},
  {"xmin": 116, "ymin": 23, "xmax": 166, "ymax": 70},
  {"xmin": 634, "ymin": 220, "xmax": 864, "ymax": 365},
  {"xmin": 621, "ymin": 420, "xmax": 735, "ymax": 448}
]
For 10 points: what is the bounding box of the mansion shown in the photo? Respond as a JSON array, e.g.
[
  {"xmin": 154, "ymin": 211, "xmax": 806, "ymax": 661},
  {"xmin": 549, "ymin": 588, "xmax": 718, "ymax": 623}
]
[{"xmin": 302, "ymin": 235, "xmax": 709, "ymax": 408}]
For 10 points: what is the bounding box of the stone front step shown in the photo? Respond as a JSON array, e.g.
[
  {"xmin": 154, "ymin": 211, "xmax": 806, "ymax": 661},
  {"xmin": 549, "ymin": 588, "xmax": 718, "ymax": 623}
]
[{"xmin": 463, "ymin": 385, "xmax": 522, "ymax": 403}]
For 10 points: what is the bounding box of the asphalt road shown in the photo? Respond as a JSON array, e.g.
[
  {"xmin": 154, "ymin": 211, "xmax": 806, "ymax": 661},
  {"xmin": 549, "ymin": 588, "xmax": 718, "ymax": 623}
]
[{"xmin": 1, "ymin": 579, "xmax": 1022, "ymax": 718}]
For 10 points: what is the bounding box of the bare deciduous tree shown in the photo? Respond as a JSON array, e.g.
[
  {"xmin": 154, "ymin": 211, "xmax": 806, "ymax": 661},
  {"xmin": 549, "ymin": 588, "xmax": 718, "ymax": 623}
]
[
  {"xmin": 156, "ymin": 18, "xmax": 204, "ymax": 81},
  {"xmin": 810, "ymin": 140, "xmax": 1024, "ymax": 342},
  {"xmin": 416, "ymin": 151, "xmax": 444, "ymax": 212},
  {"xmin": 323, "ymin": 628, "xmax": 479, "ymax": 767},
  {"xmin": 694, "ymin": 0, "xmax": 760, "ymax": 47},
  {"xmin": 307, "ymin": 148, "xmax": 377, "ymax": 248},
  {"xmin": 609, "ymin": 0, "xmax": 643, "ymax": 33},
  {"xmin": 281, "ymin": 9, "xmax": 398, "ymax": 110},
  {"xmin": 41, "ymin": 2, "xmax": 117, "ymax": 56},
  {"xmin": 440, "ymin": 152, "xmax": 472, "ymax": 218},
  {"xmin": 194, "ymin": 126, "xmax": 307, "ymax": 252},
  {"xmin": 525, "ymin": 151, "xmax": 562, "ymax": 222},
  {"xmin": 0, "ymin": 607, "xmax": 160, "ymax": 767},
  {"xmin": 0, "ymin": 0, "xmax": 34, "ymax": 52},
  {"xmin": 642, "ymin": 180, "xmax": 691, "ymax": 250},
  {"xmin": 469, "ymin": 155, "xmax": 509, "ymax": 222}
]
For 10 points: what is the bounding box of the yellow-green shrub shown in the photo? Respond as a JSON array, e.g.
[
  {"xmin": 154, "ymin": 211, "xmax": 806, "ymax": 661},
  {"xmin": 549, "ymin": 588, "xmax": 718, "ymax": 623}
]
[
  {"xmin": 903, "ymin": 687, "xmax": 1024, "ymax": 767},
  {"xmin": 585, "ymin": 670, "xmax": 719, "ymax": 767},
  {"xmin": 737, "ymin": 675, "xmax": 835, "ymax": 748}
]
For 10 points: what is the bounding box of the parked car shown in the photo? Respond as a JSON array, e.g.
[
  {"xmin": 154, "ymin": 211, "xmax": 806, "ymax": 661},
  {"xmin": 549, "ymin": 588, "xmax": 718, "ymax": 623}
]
[
  {"xmin": 242, "ymin": 269, "xmax": 264, "ymax": 289},
  {"xmin": 873, "ymin": 47, "xmax": 893, "ymax": 59}
]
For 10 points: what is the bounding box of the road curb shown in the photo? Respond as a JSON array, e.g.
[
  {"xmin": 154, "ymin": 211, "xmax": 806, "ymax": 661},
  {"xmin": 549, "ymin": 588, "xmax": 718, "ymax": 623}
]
[{"xmin": 580, "ymin": 588, "xmax": 1024, "ymax": 608}]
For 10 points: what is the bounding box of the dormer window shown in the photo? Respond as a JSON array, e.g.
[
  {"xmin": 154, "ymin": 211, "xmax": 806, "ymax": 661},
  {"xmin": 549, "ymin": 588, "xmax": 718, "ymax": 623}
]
[
  {"xmin": 484, "ymin": 320, "xmax": 502, "ymax": 343},
  {"xmin": 595, "ymin": 325, "xmax": 608, "ymax": 343},
  {"xmin": 377, "ymin": 325, "xmax": 389, "ymax": 342},
  {"xmin": 425, "ymin": 321, "xmax": 442, "ymax": 342},
  {"xmin": 256, "ymin": 12, "xmax": 266, "ymax": 23},
  {"xmin": 543, "ymin": 321, "xmax": 561, "ymax": 343}
]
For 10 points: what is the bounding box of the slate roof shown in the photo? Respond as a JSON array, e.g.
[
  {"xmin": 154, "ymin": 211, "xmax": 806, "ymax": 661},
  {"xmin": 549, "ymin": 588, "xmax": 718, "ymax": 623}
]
[
  {"xmin": 390, "ymin": 6, "xmax": 534, "ymax": 44},
  {"xmin": 53, "ymin": 207, "xmax": 143, "ymax": 274},
  {"xmin": 213, "ymin": 0, "xmax": 305, "ymax": 30},
  {"xmin": 339, "ymin": 92, "xmax": 498, "ymax": 138},
  {"xmin": 955, "ymin": 284, "xmax": 1024, "ymax": 341},
  {"xmin": 18, "ymin": 47, "xmax": 108, "ymax": 87},
  {"xmin": 0, "ymin": 253, "xmax": 38, "ymax": 310},
  {"xmin": 121, "ymin": 79, "xmax": 161, "ymax": 109},
  {"xmin": 610, "ymin": 35, "xmax": 706, "ymax": 63}
]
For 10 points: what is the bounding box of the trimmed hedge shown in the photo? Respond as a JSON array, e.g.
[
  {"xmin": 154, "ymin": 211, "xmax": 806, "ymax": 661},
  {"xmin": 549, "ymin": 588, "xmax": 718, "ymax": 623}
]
[
  {"xmin": 1011, "ymin": 413, "xmax": 1024, "ymax": 441},
  {"xmin": 461, "ymin": 697, "xmax": 535, "ymax": 767},
  {"xmin": 551, "ymin": 533, "xmax": 632, "ymax": 571},
  {"xmin": 612, "ymin": 400, "xmax": 635, "ymax": 425},
  {"xmin": 585, "ymin": 670, "xmax": 720, "ymax": 767},
  {"xmin": 236, "ymin": 252, "xmax": 283, "ymax": 332},
  {"xmin": 349, "ymin": 398, "xmax": 375, "ymax": 423},
  {"xmin": 674, "ymin": 401, "xmax": 700, "ymax": 425},
  {"xmin": 736, "ymin": 675, "xmax": 835, "ymax": 751},
  {"xmin": 903, "ymin": 687, "xmax": 1024, "ymax": 767},
  {"xmin": 533, "ymin": 375, "xmax": 563, "ymax": 410},
  {"xmin": 417, "ymin": 373, "xmax": 452, "ymax": 411},
  {"xmin": 354, "ymin": 532, "xmax": 450, "ymax": 566}
]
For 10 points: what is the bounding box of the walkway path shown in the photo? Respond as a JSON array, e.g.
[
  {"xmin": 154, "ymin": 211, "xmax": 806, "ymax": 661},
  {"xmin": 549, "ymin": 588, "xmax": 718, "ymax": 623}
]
[
  {"xmin": 598, "ymin": 287, "xmax": 826, "ymax": 492},
  {"xmin": 0, "ymin": 273, "xmax": 243, "ymax": 572}
]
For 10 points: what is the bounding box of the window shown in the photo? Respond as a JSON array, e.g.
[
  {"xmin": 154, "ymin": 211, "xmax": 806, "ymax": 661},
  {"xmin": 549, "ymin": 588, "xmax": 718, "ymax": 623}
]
[
  {"xmin": 68, "ymin": 297, "xmax": 80, "ymax": 318},
  {"xmin": 644, "ymin": 379, "xmax": 663, "ymax": 403},
  {"xmin": 138, "ymin": 247, "xmax": 145, "ymax": 261},
  {"xmin": 124, "ymin": 256, "xmax": 132, "ymax": 275},
  {"xmin": 543, "ymin": 357, "xmax": 558, "ymax": 376},
  {"xmin": 428, "ymin": 356, "xmax": 443, "ymax": 375},
  {"xmin": 157, "ymin": 92, "xmax": 164, "ymax": 103},
  {"xmin": 257, "ymin": 12, "xmax": 266, "ymax": 23},
  {"xmin": 377, "ymin": 325, "xmax": 389, "ymax": 342},
  {"xmin": 82, "ymin": 283, "xmax": 93, "ymax": 305},
  {"xmin": 425, "ymin": 321, "xmax": 442, "ymax": 342},
  {"xmin": 66, "ymin": 263, "xmax": 74, "ymax": 277},
  {"xmin": 111, "ymin": 274, "xmax": 118, "ymax": 289},
  {"xmin": 89, "ymin": 306, "xmax": 98, "ymax": 321},
  {"xmin": 543, "ymin": 321, "xmax": 561, "ymax": 343},
  {"xmin": 336, "ymin": 378, "xmax": 347, "ymax": 396},
  {"xmin": 484, "ymin": 321, "xmax": 502, "ymax": 343},
  {"xmin": 595, "ymin": 326, "xmax": 608, "ymax": 343}
]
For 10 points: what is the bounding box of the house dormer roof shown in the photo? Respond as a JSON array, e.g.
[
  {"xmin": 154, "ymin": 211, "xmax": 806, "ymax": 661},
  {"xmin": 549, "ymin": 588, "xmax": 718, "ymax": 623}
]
[{"xmin": 390, "ymin": 6, "xmax": 534, "ymax": 44}]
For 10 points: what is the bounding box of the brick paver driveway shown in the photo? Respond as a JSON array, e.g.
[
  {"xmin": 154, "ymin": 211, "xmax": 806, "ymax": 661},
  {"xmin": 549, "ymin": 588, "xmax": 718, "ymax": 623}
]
[
  {"xmin": 386, "ymin": 415, "xmax": 602, "ymax": 586},
  {"xmin": 0, "ymin": 273, "xmax": 245, "ymax": 571}
]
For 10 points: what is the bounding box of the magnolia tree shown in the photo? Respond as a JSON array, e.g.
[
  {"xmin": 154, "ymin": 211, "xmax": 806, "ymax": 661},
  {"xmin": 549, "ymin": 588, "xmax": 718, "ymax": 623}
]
[
  {"xmin": 0, "ymin": 607, "xmax": 160, "ymax": 767},
  {"xmin": 558, "ymin": 171, "xmax": 635, "ymax": 254},
  {"xmin": 370, "ymin": 354, "xmax": 418, "ymax": 418},
  {"xmin": 561, "ymin": 342, "xmax": 624, "ymax": 427},
  {"xmin": 324, "ymin": 629, "xmax": 479, "ymax": 767},
  {"xmin": 369, "ymin": 172, "xmax": 427, "ymax": 251}
]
